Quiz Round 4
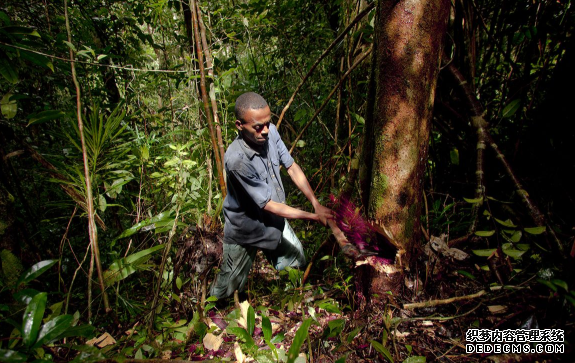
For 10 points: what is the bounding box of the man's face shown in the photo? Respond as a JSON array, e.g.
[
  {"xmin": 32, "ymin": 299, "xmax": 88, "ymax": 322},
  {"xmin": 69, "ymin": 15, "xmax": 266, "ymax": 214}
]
[{"xmin": 236, "ymin": 106, "xmax": 271, "ymax": 148}]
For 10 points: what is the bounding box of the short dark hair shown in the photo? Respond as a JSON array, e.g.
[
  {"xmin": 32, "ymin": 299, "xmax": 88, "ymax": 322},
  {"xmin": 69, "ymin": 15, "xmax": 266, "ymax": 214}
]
[{"xmin": 235, "ymin": 92, "xmax": 268, "ymax": 123}]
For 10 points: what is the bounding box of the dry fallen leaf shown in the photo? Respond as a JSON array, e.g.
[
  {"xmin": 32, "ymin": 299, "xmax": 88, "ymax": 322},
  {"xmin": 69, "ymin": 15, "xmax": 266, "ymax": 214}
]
[
  {"xmin": 203, "ymin": 333, "xmax": 223, "ymax": 351},
  {"xmin": 234, "ymin": 341, "xmax": 245, "ymax": 363}
]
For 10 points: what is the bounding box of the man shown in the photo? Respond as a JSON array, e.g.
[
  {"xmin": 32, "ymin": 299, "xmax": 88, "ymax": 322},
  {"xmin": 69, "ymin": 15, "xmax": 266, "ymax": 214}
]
[{"xmin": 210, "ymin": 92, "xmax": 333, "ymax": 300}]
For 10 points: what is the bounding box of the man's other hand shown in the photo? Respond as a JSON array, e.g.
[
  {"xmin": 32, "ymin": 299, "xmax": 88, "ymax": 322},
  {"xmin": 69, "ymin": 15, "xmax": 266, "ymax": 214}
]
[{"xmin": 314, "ymin": 204, "xmax": 334, "ymax": 226}]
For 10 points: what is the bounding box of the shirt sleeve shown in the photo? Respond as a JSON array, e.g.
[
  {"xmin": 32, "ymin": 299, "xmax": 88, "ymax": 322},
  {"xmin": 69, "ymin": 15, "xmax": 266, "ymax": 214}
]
[
  {"xmin": 270, "ymin": 124, "xmax": 294, "ymax": 168},
  {"xmin": 228, "ymin": 164, "xmax": 272, "ymax": 209}
]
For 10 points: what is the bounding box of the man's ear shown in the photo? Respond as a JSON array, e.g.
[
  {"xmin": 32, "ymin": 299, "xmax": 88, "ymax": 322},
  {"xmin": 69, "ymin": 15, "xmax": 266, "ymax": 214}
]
[{"xmin": 235, "ymin": 119, "xmax": 243, "ymax": 131}]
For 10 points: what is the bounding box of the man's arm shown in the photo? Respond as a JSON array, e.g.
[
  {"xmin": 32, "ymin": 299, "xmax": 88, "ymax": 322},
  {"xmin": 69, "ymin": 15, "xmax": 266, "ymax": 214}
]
[
  {"xmin": 263, "ymin": 200, "xmax": 320, "ymax": 223},
  {"xmin": 286, "ymin": 162, "xmax": 333, "ymax": 225}
]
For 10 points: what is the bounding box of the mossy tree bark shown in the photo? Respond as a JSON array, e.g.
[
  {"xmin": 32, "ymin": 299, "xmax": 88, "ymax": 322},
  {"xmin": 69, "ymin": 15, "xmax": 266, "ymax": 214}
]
[{"xmin": 358, "ymin": 0, "xmax": 450, "ymax": 302}]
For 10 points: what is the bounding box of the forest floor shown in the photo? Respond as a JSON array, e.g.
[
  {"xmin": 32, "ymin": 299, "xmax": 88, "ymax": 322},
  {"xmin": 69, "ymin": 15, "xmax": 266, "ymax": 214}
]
[{"xmin": 161, "ymin": 232, "xmax": 573, "ymax": 363}]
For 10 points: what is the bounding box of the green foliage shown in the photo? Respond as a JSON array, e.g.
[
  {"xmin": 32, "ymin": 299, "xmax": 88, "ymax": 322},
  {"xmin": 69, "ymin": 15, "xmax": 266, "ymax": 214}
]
[{"xmin": 0, "ymin": 258, "xmax": 95, "ymax": 362}]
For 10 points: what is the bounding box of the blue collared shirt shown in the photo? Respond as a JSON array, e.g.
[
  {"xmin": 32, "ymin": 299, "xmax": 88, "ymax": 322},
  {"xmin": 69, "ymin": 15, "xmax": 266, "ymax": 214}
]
[{"xmin": 223, "ymin": 124, "xmax": 294, "ymax": 249}]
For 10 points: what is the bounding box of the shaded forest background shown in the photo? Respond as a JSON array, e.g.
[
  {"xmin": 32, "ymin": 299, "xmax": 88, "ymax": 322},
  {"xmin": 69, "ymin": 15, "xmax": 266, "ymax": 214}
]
[{"xmin": 1, "ymin": 0, "xmax": 574, "ymax": 362}]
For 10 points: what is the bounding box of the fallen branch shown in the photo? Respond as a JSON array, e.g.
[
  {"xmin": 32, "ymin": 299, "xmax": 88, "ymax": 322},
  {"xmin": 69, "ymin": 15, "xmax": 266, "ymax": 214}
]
[
  {"xmin": 276, "ymin": 2, "xmax": 375, "ymax": 128},
  {"xmin": 403, "ymin": 290, "xmax": 485, "ymax": 309}
]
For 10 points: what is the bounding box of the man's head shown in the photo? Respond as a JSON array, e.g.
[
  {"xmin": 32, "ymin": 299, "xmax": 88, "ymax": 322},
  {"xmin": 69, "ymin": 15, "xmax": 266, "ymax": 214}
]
[{"xmin": 235, "ymin": 92, "xmax": 271, "ymax": 147}]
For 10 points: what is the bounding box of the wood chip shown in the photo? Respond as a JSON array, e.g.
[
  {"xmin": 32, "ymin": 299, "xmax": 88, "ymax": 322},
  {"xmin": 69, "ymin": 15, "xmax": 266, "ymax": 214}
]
[
  {"xmin": 86, "ymin": 332, "xmax": 116, "ymax": 348},
  {"xmin": 488, "ymin": 305, "xmax": 508, "ymax": 314}
]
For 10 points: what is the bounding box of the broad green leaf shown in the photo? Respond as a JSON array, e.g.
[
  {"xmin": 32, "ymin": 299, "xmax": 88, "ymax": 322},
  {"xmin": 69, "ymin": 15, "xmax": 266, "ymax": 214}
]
[
  {"xmin": 22, "ymin": 292, "xmax": 47, "ymax": 347},
  {"xmin": 287, "ymin": 319, "xmax": 312, "ymax": 363},
  {"xmin": 370, "ymin": 340, "xmax": 394, "ymax": 363},
  {"xmin": 27, "ymin": 110, "xmax": 65, "ymax": 126},
  {"xmin": 326, "ymin": 319, "xmax": 345, "ymax": 338},
  {"xmin": 524, "ymin": 226, "xmax": 546, "ymax": 235},
  {"xmin": 502, "ymin": 99, "xmax": 521, "ymax": 118},
  {"xmin": 317, "ymin": 300, "xmax": 341, "ymax": 314},
  {"xmin": 270, "ymin": 331, "xmax": 284, "ymax": 344},
  {"xmin": 98, "ymin": 194, "xmax": 107, "ymax": 212},
  {"xmin": 33, "ymin": 314, "xmax": 73, "ymax": 348},
  {"xmin": 13, "ymin": 289, "xmax": 41, "ymax": 305},
  {"xmin": 403, "ymin": 356, "xmax": 426, "ymax": 363},
  {"xmin": 247, "ymin": 305, "xmax": 255, "ymax": 336},
  {"xmin": 551, "ymin": 279, "xmax": 568, "ymax": 291},
  {"xmin": 472, "ymin": 249, "xmax": 496, "ymax": 257},
  {"xmin": 505, "ymin": 230, "xmax": 522, "ymax": 243},
  {"xmin": 262, "ymin": 315, "xmax": 272, "ymax": 343},
  {"xmin": 463, "ymin": 197, "xmax": 483, "ymax": 204},
  {"xmin": 502, "ymin": 249, "xmax": 526, "ymax": 259},
  {"xmin": 103, "ymin": 244, "xmax": 165, "ymax": 286},
  {"xmin": 516, "ymin": 243, "xmax": 530, "ymax": 251},
  {"xmin": 227, "ymin": 327, "xmax": 256, "ymax": 348},
  {"xmin": 474, "ymin": 230, "xmax": 495, "ymax": 237},
  {"xmin": 494, "ymin": 218, "xmax": 516, "ymax": 228},
  {"xmin": 114, "ymin": 211, "xmax": 173, "ymax": 240},
  {"xmin": 0, "ymin": 58, "xmax": 18, "ymax": 84},
  {"xmin": 538, "ymin": 279, "xmax": 557, "ymax": 292},
  {"xmin": 62, "ymin": 40, "xmax": 76, "ymax": 51},
  {"xmin": 346, "ymin": 326, "xmax": 362, "ymax": 343},
  {"xmin": 0, "ymin": 349, "xmax": 28, "ymax": 362},
  {"xmin": 1, "ymin": 92, "xmax": 17, "ymax": 118},
  {"xmin": 16, "ymin": 260, "xmax": 57, "ymax": 287}
]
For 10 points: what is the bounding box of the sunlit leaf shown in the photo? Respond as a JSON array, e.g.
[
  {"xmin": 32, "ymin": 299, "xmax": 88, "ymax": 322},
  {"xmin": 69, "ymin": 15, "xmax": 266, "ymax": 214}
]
[
  {"xmin": 371, "ymin": 340, "xmax": 394, "ymax": 363},
  {"xmin": 33, "ymin": 314, "xmax": 73, "ymax": 348},
  {"xmin": 247, "ymin": 306, "xmax": 255, "ymax": 336},
  {"xmin": 287, "ymin": 319, "xmax": 312, "ymax": 363},
  {"xmin": 262, "ymin": 315, "xmax": 272, "ymax": 343},
  {"xmin": 227, "ymin": 327, "xmax": 256, "ymax": 348},
  {"xmin": 16, "ymin": 260, "xmax": 58, "ymax": 287},
  {"xmin": 22, "ymin": 292, "xmax": 47, "ymax": 347},
  {"xmin": 103, "ymin": 244, "xmax": 165, "ymax": 286}
]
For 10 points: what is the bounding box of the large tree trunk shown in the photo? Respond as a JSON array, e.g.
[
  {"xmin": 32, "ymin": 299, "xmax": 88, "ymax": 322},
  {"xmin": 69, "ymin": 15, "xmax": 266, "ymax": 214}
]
[{"xmin": 358, "ymin": 0, "xmax": 450, "ymax": 303}]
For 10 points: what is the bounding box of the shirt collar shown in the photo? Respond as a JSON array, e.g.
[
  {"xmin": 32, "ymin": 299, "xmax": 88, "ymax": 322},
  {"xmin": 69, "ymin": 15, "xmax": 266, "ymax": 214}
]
[{"xmin": 238, "ymin": 134, "xmax": 267, "ymax": 159}]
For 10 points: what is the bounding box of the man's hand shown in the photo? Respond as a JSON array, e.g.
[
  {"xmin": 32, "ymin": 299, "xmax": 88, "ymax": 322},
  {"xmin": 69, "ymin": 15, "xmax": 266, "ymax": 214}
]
[{"xmin": 314, "ymin": 204, "xmax": 334, "ymax": 227}]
